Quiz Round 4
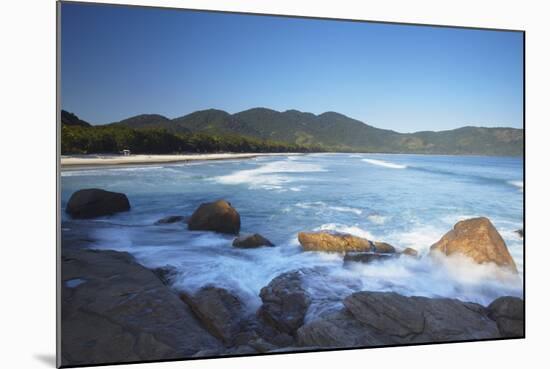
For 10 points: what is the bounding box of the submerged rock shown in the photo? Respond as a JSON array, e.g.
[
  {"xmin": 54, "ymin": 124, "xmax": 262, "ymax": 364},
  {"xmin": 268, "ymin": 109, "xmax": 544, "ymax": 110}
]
[
  {"xmin": 61, "ymin": 249, "xmax": 222, "ymax": 366},
  {"xmin": 154, "ymin": 215, "xmax": 186, "ymax": 225},
  {"xmin": 258, "ymin": 270, "xmax": 311, "ymax": 335},
  {"xmin": 180, "ymin": 286, "xmax": 245, "ymax": 345},
  {"xmin": 151, "ymin": 265, "xmax": 178, "ymax": 286},
  {"xmin": 430, "ymin": 217, "xmax": 517, "ymax": 272},
  {"xmin": 488, "ymin": 296, "xmax": 524, "ymax": 338},
  {"xmin": 343, "ymin": 252, "xmax": 398, "ymax": 265},
  {"xmin": 233, "ymin": 233, "xmax": 274, "ymax": 248},
  {"xmin": 298, "ymin": 231, "xmax": 374, "ymax": 253},
  {"xmin": 402, "ymin": 247, "xmax": 419, "ymax": 257},
  {"xmin": 188, "ymin": 200, "xmax": 241, "ymax": 235},
  {"xmin": 297, "ymin": 291, "xmax": 500, "ymax": 348},
  {"xmin": 66, "ymin": 188, "xmax": 130, "ymax": 219}
]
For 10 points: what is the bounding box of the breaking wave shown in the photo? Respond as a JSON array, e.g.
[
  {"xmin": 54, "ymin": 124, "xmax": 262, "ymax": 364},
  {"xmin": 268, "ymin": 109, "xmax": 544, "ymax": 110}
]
[
  {"xmin": 213, "ymin": 159, "xmax": 326, "ymax": 190},
  {"xmin": 362, "ymin": 158, "xmax": 408, "ymax": 169}
]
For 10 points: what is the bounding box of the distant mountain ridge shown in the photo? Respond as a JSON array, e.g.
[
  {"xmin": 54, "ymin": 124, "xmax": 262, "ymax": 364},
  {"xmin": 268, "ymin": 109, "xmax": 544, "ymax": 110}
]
[{"xmin": 64, "ymin": 108, "xmax": 524, "ymax": 156}]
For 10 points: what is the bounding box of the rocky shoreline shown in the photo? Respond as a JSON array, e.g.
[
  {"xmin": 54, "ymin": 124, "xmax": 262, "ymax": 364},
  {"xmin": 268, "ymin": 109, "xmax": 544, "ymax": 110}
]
[{"xmin": 60, "ymin": 189, "xmax": 524, "ymax": 366}]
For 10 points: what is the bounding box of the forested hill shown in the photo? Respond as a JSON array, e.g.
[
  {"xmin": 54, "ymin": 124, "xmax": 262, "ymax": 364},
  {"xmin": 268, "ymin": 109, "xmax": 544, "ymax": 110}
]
[
  {"xmin": 106, "ymin": 108, "xmax": 523, "ymax": 156},
  {"xmin": 61, "ymin": 108, "xmax": 523, "ymax": 156}
]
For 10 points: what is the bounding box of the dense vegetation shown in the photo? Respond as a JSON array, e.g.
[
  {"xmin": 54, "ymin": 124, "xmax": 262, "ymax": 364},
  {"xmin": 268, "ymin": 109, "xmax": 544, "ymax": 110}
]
[
  {"xmin": 61, "ymin": 122, "xmax": 325, "ymax": 155},
  {"xmin": 62, "ymin": 108, "xmax": 524, "ymax": 156}
]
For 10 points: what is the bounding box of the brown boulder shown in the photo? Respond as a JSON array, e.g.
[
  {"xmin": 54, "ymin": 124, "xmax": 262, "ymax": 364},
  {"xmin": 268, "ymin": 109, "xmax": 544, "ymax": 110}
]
[
  {"xmin": 233, "ymin": 234, "xmax": 274, "ymax": 248},
  {"xmin": 372, "ymin": 242, "xmax": 396, "ymax": 253},
  {"xmin": 180, "ymin": 286, "xmax": 245, "ymax": 345},
  {"xmin": 430, "ymin": 217, "xmax": 517, "ymax": 272},
  {"xmin": 188, "ymin": 200, "xmax": 240, "ymax": 235},
  {"xmin": 298, "ymin": 231, "xmax": 374, "ymax": 253},
  {"xmin": 66, "ymin": 188, "xmax": 130, "ymax": 219},
  {"xmin": 402, "ymin": 247, "xmax": 419, "ymax": 257},
  {"xmin": 258, "ymin": 271, "xmax": 311, "ymax": 335},
  {"xmin": 488, "ymin": 296, "xmax": 524, "ymax": 337}
]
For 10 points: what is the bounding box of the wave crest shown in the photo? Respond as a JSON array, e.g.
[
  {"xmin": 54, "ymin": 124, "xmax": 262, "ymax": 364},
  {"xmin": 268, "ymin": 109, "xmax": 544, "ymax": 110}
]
[{"xmin": 362, "ymin": 158, "xmax": 407, "ymax": 169}]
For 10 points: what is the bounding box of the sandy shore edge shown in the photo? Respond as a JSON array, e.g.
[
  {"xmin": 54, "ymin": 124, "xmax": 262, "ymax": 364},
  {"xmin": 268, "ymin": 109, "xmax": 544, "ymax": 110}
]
[{"xmin": 61, "ymin": 152, "xmax": 303, "ymax": 170}]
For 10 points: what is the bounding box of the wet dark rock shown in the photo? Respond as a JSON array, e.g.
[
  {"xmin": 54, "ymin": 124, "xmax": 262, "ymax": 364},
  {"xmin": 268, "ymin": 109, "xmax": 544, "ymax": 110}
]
[
  {"xmin": 233, "ymin": 233, "xmax": 274, "ymax": 248},
  {"xmin": 66, "ymin": 188, "xmax": 130, "ymax": 219},
  {"xmin": 297, "ymin": 309, "xmax": 391, "ymax": 348},
  {"xmin": 488, "ymin": 296, "xmax": 524, "ymax": 337},
  {"xmin": 188, "ymin": 200, "xmax": 241, "ymax": 235},
  {"xmin": 247, "ymin": 337, "xmax": 279, "ymax": 353},
  {"xmin": 297, "ymin": 291, "xmax": 500, "ymax": 348},
  {"xmin": 343, "ymin": 252, "xmax": 398, "ymax": 265},
  {"xmin": 258, "ymin": 270, "xmax": 311, "ymax": 335},
  {"xmin": 180, "ymin": 286, "xmax": 245, "ymax": 345},
  {"xmin": 343, "ymin": 292, "xmax": 499, "ymax": 341},
  {"xmin": 515, "ymin": 229, "xmax": 524, "ymax": 238},
  {"xmin": 154, "ymin": 215, "xmax": 186, "ymax": 225},
  {"xmin": 61, "ymin": 249, "xmax": 222, "ymax": 366},
  {"xmin": 151, "ymin": 265, "xmax": 178, "ymax": 286}
]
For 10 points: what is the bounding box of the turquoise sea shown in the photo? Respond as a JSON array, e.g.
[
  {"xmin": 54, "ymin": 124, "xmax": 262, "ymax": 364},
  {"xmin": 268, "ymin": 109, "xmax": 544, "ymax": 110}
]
[{"xmin": 61, "ymin": 153, "xmax": 524, "ymax": 320}]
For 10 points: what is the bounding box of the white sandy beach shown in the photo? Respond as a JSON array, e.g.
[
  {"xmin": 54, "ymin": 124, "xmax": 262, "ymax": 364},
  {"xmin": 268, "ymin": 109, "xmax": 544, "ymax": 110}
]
[{"xmin": 61, "ymin": 153, "xmax": 302, "ymax": 168}]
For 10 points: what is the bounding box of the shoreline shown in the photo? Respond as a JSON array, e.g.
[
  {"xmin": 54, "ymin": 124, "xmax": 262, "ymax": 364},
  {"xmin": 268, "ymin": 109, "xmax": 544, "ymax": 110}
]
[{"xmin": 60, "ymin": 152, "xmax": 304, "ymax": 170}]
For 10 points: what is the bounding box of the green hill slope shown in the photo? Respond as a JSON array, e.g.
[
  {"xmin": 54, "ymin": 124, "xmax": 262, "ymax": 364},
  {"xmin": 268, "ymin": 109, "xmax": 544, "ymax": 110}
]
[{"xmin": 93, "ymin": 108, "xmax": 524, "ymax": 156}]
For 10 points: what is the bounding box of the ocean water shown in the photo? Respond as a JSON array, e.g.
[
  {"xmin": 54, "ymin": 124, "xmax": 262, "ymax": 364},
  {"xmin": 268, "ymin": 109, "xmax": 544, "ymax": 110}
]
[{"xmin": 61, "ymin": 153, "xmax": 524, "ymax": 320}]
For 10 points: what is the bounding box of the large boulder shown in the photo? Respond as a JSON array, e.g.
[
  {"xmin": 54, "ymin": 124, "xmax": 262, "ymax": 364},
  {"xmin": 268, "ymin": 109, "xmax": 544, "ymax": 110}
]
[
  {"xmin": 298, "ymin": 231, "xmax": 374, "ymax": 253},
  {"xmin": 258, "ymin": 271, "xmax": 311, "ymax": 335},
  {"xmin": 61, "ymin": 249, "xmax": 222, "ymax": 366},
  {"xmin": 430, "ymin": 217, "xmax": 517, "ymax": 272},
  {"xmin": 343, "ymin": 292, "xmax": 499, "ymax": 341},
  {"xmin": 66, "ymin": 189, "xmax": 130, "ymax": 219},
  {"xmin": 233, "ymin": 233, "xmax": 274, "ymax": 248},
  {"xmin": 188, "ymin": 200, "xmax": 240, "ymax": 235},
  {"xmin": 180, "ymin": 286, "xmax": 245, "ymax": 345},
  {"xmin": 297, "ymin": 291, "xmax": 500, "ymax": 348},
  {"xmin": 488, "ymin": 296, "xmax": 524, "ymax": 338},
  {"xmin": 297, "ymin": 310, "xmax": 391, "ymax": 348},
  {"xmin": 372, "ymin": 242, "xmax": 396, "ymax": 253}
]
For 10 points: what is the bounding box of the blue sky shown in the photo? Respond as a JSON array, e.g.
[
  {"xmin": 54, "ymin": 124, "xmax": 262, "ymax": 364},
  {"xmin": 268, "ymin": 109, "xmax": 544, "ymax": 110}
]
[{"xmin": 61, "ymin": 3, "xmax": 523, "ymax": 132}]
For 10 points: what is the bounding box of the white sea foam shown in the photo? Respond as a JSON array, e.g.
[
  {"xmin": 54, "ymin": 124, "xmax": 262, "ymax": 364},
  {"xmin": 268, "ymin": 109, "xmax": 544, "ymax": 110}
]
[
  {"xmin": 508, "ymin": 180, "xmax": 524, "ymax": 192},
  {"xmin": 296, "ymin": 202, "xmax": 363, "ymax": 215},
  {"xmin": 362, "ymin": 158, "xmax": 407, "ymax": 169},
  {"xmin": 314, "ymin": 223, "xmax": 375, "ymax": 240},
  {"xmin": 61, "ymin": 166, "xmax": 166, "ymax": 177},
  {"xmin": 388, "ymin": 225, "xmax": 445, "ymax": 253},
  {"xmin": 342, "ymin": 252, "xmax": 523, "ymax": 305},
  {"xmin": 367, "ymin": 214, "xmax": 388, "ymax": 225},
  {"xmin": 213, "ymin": 160, "xmax": 326, "ymax": 190}
]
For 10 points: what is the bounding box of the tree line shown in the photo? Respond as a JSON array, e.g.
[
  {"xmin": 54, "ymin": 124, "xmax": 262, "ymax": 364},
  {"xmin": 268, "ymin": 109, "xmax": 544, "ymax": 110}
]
[{"xmin": 61, "ymin": 124, "xmax": 327, "ymax": 155}]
